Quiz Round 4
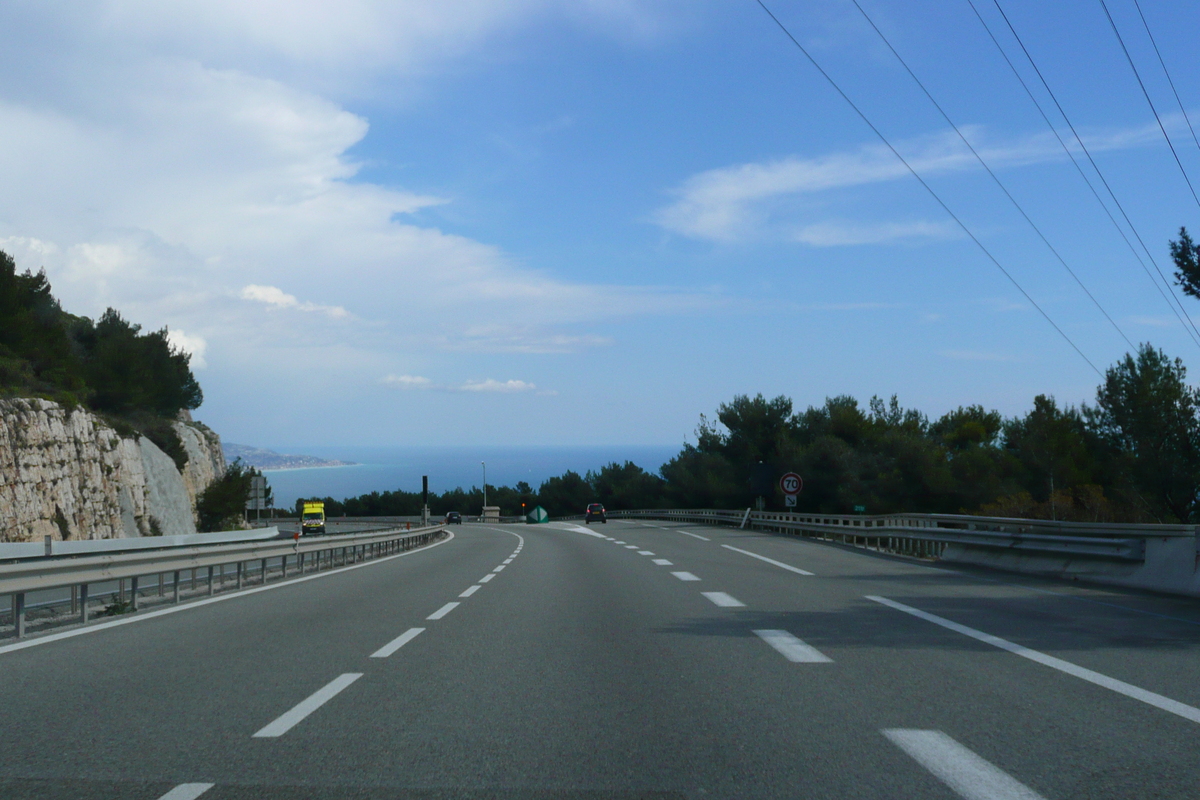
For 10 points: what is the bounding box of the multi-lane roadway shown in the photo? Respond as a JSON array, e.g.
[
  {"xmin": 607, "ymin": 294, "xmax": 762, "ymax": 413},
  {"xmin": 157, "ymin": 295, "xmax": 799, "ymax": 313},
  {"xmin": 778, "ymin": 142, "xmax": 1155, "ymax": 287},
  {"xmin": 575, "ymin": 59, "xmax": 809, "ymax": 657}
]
[{"xmin": 3, "ymin": 518, "xmax": 1200, "ymax": 798}]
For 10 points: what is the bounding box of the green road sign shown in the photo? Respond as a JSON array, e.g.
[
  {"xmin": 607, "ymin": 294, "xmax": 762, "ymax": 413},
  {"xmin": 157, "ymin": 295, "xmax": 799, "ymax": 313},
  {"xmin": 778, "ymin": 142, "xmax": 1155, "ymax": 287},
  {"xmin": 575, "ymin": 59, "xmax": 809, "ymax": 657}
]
[
  {"xmin": 854, "ymin": 505, "xmax": 866, "ymax": 513},
  {"xmin": 526, "ymin": 505, "xmax": 549, "ymax": 524}
]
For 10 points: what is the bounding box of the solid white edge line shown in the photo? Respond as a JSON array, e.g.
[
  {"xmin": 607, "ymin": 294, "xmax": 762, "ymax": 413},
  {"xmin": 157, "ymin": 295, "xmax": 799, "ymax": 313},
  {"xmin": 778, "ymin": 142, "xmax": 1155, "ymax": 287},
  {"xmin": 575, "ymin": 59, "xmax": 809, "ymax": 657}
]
[
  {"xmin": 752, "ymin": 629, "xmax": 832, "ymax": 663},
  {"xmin": 426, "ymin": 602, "xmax": 460, "ymax": 620},
  {"xmin": 679, "ymin": 531, "xmax": 710, "ymax": 541},
  {"xmin": 722, "ymin": 544, "xmax": 814, "ymax": 576},
  {"xmin": 479, "ymin": 574, "xmax": 495, "ymax": 583},
  {"xmin": 0, "ymin": 531, "xmax": 456, "ymax": 658},
  {"xmin": 252, "ymin": 673, "xmax": 362, "ymax": 738},
  {"xmin": 652, "ymin": 559, "xmax": 673, "ymax": 566},
  {"xmin": 701, "ymin": 591, "xmax": 745, "ymax": 608},
  {"xmin": 369, "ymin": 627, "xmax": 425, "ymax": 658},
  {"xmin": 867, "ymin": 595, "xmax": 1200, "ymax": 725},
  {"xmin": 882, "ymin": 729, "xmax": 1047, "ymax": 800},
  {"xmin": 459, "ymin": 584, "xmax": 481, "ymax": 598},
  {"xmin": 156, "ymin": 784, "xmax": 216, "ymax": 800},
  {"xmin": 671, "ymin": 571, "xmax": 701, "ymax": 582}
]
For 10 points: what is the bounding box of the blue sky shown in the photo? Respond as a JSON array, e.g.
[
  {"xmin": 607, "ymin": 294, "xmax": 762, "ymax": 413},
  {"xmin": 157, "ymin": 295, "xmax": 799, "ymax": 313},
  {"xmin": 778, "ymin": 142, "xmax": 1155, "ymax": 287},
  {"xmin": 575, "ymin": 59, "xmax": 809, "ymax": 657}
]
[{"xmin": 4, "ymin": 1, "xmax": 1200, "ymax": 449}]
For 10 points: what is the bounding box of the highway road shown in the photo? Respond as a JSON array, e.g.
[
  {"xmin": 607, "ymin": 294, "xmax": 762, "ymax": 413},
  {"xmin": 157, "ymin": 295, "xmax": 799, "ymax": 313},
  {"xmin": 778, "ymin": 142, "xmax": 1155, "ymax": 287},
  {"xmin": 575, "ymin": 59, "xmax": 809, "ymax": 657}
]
[{"xmin": 2, "ymin": 518, "xmax": 1200, "ymax": 798}]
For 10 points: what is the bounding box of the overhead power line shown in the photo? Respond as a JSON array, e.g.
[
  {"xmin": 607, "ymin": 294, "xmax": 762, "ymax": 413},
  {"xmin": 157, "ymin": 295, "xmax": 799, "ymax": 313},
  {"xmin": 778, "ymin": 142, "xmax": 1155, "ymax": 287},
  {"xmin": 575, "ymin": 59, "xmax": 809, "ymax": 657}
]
[
  {"xmin": 848, "ymin": 0, "xmax": 1134, "ymax": 351},
  {"xmin": 1130, "ymin": 0, "xmax": 1200, "ymax": 156},
  {"xmin": 982, "ymin": 0, "xmax": 1200, "ymax": 351},
  {"xmin": 752, "ymin": 0, "xmax": 1101, "ymax": 376},
  {"xmin": 1098, "ymin": 0, "xmax": 1200, "ymax": 211}
]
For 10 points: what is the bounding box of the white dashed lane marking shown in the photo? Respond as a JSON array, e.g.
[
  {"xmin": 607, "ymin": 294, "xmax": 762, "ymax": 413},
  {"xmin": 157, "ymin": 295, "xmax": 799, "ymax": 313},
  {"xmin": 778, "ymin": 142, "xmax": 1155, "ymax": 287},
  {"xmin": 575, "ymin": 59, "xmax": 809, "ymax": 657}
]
[
  {"xmin": 624, "ymin": 545, "xmax": 639, "ymax": 549},
  {"xmin": 252, "ymin": 673, "xmax": 362, "ymax": 738},
  {"xmin": 652, "ymin": 559, "xmax": 673, "ymax": 566},
  {"xmin": 370, "ymin": 627, "xmax": 425, "ymax": 658},
  {"xmin": 753, "ymin": 629, "xmax": 832, "ymax": 663},
  {"xmin": 637, "ymin": 550, "xmax": 654, "ymax": 556},
  {"xmin": 493, "ymin": 565, "xmax": 506, "ymax": 573},
  {"xmin": 157, "ymin": 785, "xmax": 215, "ymax": 800},
  {"xmin": 701, "ymin": 591, "xmax": 745, "ymax": 608},
  {"xmin": 479, "ymin": 574, "xmax": 495, "ymax": 583},
  {"xmin": 427, "ymin": 602, "xmax": 460, "ymax": 620},
  {"xmin": 679, "ymin": 531, "xmax": 710, "ymax": 541},
  {"xmin": 671, "ymin": 571, "xmax": 701, "ymax": 582},
  {"xmin": 459, "ymin": 585, "xmax": 481, "ymax": 598},
  {"xmin": 883, "ymin": 729, "xmax": 1047, "ymax": 800},
  {"xmin": 721, "ymin": 544, "xmax": 814, "ymax": 576}
]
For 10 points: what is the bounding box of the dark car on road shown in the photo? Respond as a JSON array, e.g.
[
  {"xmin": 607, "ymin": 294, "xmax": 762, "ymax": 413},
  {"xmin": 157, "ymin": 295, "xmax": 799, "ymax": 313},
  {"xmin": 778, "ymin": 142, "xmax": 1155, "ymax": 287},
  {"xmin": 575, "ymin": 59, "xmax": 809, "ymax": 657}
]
[
  {"xmin": 444, "ymin": 511, "xmax": 462, "ymax": 524},
  {"xmin": 585, "ymin": 503, "xmax": 607, "ymax": 524}
]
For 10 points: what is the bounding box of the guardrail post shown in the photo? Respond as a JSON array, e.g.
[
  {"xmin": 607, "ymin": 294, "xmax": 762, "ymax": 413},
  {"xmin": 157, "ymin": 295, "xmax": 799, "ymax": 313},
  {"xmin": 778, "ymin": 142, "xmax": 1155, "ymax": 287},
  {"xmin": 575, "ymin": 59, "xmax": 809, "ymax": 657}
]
[
  {"xmin": 237, "ymin": 562, "xmax": 243, "ymax": 589},
  {"xmin": 71, "ymin": 585, "xmax": 78, "ymax": 615},
  {"xmin": 80, "ymin": 584, "xmax": 89, "ymax": 623},
  {"xmin": 130, "ymin": 577, "xmax": 139, "ymax": 611},
  {"xmin": 261, "ymin": 558, "xmax": 268, "ymax": 583},
  {"xmin": 158, "ymin": 572, "xmax": 164, "ymax": 596},
  {"xmin": 207, "ymin": 566, "xmax": 214, "ymax": 595},
  {"xmin": 12, "ymin": 593, "xmax": 25, "ymax": 638},
  {"xmin": 173, "ymin": 571, "xmax": 180, "ymax": 603}
]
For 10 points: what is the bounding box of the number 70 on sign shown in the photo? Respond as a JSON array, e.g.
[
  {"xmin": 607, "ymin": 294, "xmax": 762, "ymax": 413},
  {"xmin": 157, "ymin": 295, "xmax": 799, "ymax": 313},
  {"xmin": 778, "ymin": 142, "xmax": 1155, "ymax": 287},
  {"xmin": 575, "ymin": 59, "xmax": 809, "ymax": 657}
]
[{"xmin": 780, "ymin": 472, "xmax": 803, "ymax": 495}]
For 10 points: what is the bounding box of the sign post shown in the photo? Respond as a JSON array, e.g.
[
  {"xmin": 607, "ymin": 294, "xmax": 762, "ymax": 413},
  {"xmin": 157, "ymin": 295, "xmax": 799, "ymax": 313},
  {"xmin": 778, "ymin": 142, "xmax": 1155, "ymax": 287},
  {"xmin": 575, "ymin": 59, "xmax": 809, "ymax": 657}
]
[
  {"xmin": 246, "ymin": 475, "xmax": 267, "ymax": 525},
  {"xmin": 780, "ymin": 472, "xmax": 802, "ymax": 512}
]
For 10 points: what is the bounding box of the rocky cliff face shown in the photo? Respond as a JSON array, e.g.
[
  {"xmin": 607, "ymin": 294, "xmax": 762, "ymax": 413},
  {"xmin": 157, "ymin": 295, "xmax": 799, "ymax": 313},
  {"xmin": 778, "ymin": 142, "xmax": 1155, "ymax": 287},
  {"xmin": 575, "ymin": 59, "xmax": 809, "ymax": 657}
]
[{"xmin": 0, "ymin": 398, "xmax": 226, "ymax": 542}]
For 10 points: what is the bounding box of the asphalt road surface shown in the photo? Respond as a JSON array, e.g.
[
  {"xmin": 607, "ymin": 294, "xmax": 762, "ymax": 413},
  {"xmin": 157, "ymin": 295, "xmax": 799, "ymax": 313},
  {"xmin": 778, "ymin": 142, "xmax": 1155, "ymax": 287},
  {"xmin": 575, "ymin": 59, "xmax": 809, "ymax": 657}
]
[{"xmin": 3, "ymin": 519, "xmax": 1200, "ymax": 799}]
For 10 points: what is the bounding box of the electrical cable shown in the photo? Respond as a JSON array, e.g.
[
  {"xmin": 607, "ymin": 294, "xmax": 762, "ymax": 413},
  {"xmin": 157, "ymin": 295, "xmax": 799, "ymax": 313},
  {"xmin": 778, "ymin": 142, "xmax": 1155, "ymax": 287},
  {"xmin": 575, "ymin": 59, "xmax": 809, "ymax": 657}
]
[
  {"xmin": 848, "ymin": 0, "xmax": 1134, "ymax": 351},
  {"xmin": 752, "ymin": 0, "xmax": 1101, "ymax": 376},
  {"xmin": 987, "ymin": 0, "xmax": 1200, "ymax": 350},
  {"xmin": 1098, "ymin": 0, "xmax": 1200, "ymax": 211},
  {"xmin": 1130, "ymin": 0, "xmax": 1200, "ymax": 156}
]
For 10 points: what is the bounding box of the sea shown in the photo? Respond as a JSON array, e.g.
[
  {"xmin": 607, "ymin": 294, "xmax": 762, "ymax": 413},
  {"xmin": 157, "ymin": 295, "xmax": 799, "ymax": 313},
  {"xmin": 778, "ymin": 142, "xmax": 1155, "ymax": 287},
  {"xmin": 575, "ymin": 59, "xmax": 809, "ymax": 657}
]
[{"xmin": 262, "ymin": 445, "xmax": 681, "ymax": 507}]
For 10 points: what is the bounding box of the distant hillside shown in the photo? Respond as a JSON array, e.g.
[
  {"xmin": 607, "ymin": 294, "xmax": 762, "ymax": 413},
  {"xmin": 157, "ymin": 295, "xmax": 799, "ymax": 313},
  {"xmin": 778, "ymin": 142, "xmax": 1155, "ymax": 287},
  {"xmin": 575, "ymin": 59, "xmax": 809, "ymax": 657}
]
[{"xmin": 224, "ymin": 443, "xmax": 355, "ymax": 470}]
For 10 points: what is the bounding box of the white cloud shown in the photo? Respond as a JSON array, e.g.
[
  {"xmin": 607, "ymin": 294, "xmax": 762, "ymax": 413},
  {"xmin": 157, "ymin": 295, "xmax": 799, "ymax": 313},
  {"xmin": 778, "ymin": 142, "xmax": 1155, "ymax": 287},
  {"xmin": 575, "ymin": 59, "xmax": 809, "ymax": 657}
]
[
  {"xmin": 461, "ymin": 378, "xmax": 537, "ymax": 393},
  {"xmin": 940, "ymin": 350, "xmax": 1020, "ymax": 362},
  {"xmin": 791, "ymin": 220, "xmax": 959, "ymax": 247},
  {"xmin": 802, "ymin": 302, "xmax": 902, "ymax": 311},
  {"xmin": 1126, "ymin": 315, "xmax": 1175, "ymax": 328},
  {"xmin": 655, "ymin": 122, "xmax": 1165, "ymax": 244},
  {"xmin": 166, "ymin": 329, "xmax": 208, "ymax": 369},
  {"xmin": 240, "ymin": 284, "xmax": 348, "ymax": 318},
  {"xmin": 381, "ymin": 375, "xmax": 540, "ymax": 393},
  {"xmin": 381, "ymin": 374, "xmax": 434, "ymax": 389}
]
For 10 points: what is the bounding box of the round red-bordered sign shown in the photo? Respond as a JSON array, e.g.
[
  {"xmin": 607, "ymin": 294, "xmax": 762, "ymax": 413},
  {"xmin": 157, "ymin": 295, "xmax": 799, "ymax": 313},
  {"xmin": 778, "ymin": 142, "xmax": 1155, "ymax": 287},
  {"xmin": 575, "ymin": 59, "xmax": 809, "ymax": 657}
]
[{"xmin": 779, "ymin": 472, "xmax": 803, "ymax": 495}]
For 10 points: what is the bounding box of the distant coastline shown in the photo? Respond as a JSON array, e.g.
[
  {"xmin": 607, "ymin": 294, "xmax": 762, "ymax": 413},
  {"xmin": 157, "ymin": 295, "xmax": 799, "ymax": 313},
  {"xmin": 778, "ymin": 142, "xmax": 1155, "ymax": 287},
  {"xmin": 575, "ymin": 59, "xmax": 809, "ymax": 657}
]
[
  {"xmin": 260, "ymin": 462, "xmax": 360, "ymax": 473},
  {"xmin": 223, "ymin": 443, "xmax": 358, "ymax": 471}
]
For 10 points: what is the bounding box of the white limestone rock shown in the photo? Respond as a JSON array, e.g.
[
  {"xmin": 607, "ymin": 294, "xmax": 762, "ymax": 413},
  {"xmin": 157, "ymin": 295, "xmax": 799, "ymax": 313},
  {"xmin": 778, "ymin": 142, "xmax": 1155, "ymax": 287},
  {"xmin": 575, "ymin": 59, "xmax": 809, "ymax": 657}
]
[{"xmin": 0, "ymin": 398, "xmax": 226, "ymax": 542}]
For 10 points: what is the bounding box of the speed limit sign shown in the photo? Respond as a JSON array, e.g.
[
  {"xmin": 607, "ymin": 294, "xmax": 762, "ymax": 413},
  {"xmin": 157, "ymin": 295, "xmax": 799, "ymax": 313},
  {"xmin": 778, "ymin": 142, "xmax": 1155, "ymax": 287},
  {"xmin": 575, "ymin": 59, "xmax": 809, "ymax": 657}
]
[{"xmin": 780, "ymin": 472, "xmax": 803, "ymax": 495}]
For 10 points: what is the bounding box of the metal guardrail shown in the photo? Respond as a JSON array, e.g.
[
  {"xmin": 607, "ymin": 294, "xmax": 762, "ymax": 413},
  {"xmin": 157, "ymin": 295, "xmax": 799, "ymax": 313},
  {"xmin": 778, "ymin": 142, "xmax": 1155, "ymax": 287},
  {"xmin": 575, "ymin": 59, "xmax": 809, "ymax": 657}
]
[
  {"xmin": 567, "ymin": 509, "xmax": 1196, "ymax": 562},
  {"xmin": 3, "ymin": 524, "xmax": 447, "ymax": 640}
]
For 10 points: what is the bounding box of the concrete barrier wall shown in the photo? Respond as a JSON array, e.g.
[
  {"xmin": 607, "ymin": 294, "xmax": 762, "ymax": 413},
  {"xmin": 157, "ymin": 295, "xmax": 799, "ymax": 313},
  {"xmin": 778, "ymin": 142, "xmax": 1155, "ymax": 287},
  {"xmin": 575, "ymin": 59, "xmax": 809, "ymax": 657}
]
[{"xmin": 941, "ymin": 535, "xmax": 1200, "ymax": 597}]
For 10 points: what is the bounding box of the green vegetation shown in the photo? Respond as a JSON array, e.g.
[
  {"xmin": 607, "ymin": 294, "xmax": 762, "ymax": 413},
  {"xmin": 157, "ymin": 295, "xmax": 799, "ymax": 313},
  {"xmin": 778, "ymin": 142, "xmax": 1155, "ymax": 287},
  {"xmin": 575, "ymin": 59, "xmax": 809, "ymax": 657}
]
[
  {"xmin": 196, "ymin": 460, "xmax": 269, "ymax": 532},
  {"xmin": 309, "ymin": 343, "xmax": 1200, "ymax": 523},
  {"xmin": 0, "ymin": 250, "xmax": 202, "ymax": 444}
]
